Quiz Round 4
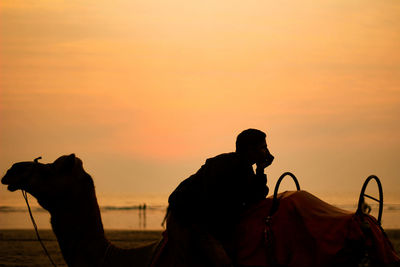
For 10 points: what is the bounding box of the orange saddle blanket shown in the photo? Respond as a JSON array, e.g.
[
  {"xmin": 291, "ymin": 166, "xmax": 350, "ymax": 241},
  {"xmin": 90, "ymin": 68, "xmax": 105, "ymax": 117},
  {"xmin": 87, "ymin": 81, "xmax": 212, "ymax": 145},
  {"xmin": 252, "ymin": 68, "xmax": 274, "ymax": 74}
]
[{"xmin": 235, "ymin": 190, "xmax": 399, "ymax": 266}]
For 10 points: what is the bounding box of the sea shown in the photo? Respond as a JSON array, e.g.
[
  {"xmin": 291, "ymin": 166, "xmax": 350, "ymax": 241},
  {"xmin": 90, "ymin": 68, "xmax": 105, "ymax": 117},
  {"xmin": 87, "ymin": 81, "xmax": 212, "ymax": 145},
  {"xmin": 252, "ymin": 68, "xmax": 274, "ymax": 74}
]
[{"xmin": 1, "ymin": 193, "xmax": 399, "ymax": 230}]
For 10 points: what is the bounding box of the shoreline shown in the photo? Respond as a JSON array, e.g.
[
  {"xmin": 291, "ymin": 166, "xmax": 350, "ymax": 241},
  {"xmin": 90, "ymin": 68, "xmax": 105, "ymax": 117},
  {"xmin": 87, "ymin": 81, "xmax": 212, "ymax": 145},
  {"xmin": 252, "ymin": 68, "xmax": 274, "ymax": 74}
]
[{"xmin": 1, "ymin": 229, "xmax": 399, "ymax": 266}]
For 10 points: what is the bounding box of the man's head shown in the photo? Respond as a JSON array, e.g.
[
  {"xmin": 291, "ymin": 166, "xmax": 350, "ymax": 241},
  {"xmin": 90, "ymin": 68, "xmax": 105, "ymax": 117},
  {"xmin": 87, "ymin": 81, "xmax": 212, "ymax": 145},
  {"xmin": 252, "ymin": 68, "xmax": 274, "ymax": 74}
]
[{"xmin": 236, "ymin": 128, "xmax": 273, "ymax": 165}]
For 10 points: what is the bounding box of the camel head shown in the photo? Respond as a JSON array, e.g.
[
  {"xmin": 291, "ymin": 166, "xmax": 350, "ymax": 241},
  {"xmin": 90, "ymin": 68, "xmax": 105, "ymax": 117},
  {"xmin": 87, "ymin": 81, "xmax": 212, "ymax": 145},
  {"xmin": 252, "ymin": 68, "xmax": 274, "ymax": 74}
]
[{"xmin": 1, "ymin": 154, "xmax": 94, "ymax": 211}]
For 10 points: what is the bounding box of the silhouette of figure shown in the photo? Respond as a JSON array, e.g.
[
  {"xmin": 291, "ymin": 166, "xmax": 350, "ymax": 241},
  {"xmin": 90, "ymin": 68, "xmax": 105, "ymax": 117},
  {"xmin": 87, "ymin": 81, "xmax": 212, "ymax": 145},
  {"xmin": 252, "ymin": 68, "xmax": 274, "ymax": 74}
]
[
  {"xmin": 138, "ymin": 204, "xmax": 147, "ymax": 229},
  {"xmin": 167, "ymin": 129, "xmax": 274, "ymax": 266},
  {"xmin": 142, "ymin": 203, "xmax": 147, "ymax": 229}
]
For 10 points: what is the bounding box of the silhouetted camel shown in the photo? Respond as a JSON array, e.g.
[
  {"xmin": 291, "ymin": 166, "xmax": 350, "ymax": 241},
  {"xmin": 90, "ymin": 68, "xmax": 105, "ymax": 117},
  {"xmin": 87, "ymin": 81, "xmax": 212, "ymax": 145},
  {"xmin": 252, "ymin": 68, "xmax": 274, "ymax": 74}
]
[{"xmin": 1, "ymin": 154, "xmax": 162, "ymax": 267}]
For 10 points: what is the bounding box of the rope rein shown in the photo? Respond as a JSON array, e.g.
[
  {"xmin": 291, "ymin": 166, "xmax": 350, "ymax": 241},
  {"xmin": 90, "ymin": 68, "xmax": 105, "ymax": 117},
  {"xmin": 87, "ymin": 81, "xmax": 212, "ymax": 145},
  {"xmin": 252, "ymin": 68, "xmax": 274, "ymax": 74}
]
[
  {"xmin": 22, "ymin": 156, "xmax": 111, "ymax": 266},
  {"xmin": 22, "ymin": 191, "xmax": 111, "ymax": 267},
  {"xmin": 22, "ymin": 190, "xmax": 57, "ymax": 267}
]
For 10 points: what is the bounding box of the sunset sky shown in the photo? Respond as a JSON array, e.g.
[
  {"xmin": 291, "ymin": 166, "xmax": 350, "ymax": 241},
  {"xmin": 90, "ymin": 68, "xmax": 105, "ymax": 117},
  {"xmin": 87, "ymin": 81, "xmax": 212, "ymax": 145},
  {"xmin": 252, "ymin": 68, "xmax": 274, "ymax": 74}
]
[{"xmin": 1, "ymin": 0, "xmax": 399, "ymax": 205}]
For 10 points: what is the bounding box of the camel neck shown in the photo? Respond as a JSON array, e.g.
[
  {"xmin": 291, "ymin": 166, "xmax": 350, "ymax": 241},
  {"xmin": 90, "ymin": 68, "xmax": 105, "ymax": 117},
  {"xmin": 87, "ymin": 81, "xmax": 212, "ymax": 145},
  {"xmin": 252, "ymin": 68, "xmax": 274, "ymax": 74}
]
[{"xmin": 50, "ymin": 190, "xmax": 108, "ymax": 266}]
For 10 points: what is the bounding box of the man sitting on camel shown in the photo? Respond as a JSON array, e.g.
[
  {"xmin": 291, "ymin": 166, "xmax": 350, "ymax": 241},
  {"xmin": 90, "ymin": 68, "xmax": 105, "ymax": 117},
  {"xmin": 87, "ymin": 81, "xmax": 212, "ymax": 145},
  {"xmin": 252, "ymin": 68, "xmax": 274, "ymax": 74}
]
[{"xmin": 167, "ymin": 128, "xmax": 274, "ymax": 266}]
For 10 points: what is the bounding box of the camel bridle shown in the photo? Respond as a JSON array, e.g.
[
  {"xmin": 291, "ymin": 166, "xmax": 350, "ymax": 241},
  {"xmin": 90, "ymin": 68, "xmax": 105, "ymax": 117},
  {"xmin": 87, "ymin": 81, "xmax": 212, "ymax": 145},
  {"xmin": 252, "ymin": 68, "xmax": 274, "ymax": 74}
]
[
  {"xmin": 21, "ymin": 156, "xmax": 57, "ymax": 266},
  {"xmin": 22, "ymin": 189, "xmax": 57, "ymax": 266}
]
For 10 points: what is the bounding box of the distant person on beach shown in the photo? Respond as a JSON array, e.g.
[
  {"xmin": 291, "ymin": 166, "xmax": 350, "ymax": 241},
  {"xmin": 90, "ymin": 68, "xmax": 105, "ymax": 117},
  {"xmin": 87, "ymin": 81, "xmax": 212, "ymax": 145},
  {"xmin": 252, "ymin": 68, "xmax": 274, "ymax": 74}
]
[{"xmin": 167, "ymin": 128, "xmax": 274, "ymax": 266}]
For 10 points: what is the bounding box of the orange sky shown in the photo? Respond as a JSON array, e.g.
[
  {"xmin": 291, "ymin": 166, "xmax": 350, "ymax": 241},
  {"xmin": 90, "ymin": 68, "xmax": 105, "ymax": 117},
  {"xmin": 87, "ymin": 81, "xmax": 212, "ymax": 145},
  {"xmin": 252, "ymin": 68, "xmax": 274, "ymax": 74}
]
[{"xmin": 1, "ymin": 0, "xmax": 399, "ymax": 204}]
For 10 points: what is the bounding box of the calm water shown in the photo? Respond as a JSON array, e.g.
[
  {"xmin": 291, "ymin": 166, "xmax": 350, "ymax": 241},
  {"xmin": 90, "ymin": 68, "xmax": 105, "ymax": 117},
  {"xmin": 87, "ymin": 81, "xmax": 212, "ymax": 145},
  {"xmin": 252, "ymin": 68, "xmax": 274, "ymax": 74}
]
[
  {"xmin": 0, "ymin": 205, "xmax": 167, "ymax": 230},
  {"xmin": 1, "ymin": 193, "xmax": 399, "ymax": 230}
]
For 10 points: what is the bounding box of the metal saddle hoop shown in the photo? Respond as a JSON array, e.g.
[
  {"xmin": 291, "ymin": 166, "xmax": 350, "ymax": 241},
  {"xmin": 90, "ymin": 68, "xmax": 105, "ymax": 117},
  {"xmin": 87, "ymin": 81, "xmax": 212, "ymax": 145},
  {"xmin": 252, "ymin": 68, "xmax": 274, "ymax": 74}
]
[
  {"xmin": 269, "ymin": 172, "xmax": 301, "ymax": 217},
  {"xmin": 356, "ymin": 175, "xmax": 383, "ymax": 225}
]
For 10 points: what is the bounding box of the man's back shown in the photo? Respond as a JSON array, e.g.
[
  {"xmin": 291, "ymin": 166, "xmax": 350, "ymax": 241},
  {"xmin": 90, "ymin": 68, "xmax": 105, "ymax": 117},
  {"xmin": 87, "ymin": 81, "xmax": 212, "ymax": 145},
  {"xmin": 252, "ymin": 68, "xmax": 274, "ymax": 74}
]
[{"xmin": 168, "ymin": 152, "xmax": 268, "ymax": 238}]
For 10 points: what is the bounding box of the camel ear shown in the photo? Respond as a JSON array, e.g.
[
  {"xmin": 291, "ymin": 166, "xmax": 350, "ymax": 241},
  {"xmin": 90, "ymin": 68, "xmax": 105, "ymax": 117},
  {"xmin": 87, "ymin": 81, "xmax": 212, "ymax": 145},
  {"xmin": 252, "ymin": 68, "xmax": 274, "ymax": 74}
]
[
  {"xmin": 64, "ymin": 154, "xmax": 76, "ymax": 171},
  {"xmin": 54, "ymin": 154, "xmax": 76, "ymax": 172}
]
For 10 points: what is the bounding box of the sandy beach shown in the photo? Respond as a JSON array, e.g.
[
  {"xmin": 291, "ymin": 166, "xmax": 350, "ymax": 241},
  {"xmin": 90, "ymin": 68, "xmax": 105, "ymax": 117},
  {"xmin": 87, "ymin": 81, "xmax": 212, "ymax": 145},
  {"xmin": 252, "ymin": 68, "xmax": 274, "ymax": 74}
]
[
  {"xmin": 0, "ymin": 230, "xmax": 162, "ymax": 266},
  {"xmin": 0, "ymin": 229, "xmax": 399, "ymax": 266}
]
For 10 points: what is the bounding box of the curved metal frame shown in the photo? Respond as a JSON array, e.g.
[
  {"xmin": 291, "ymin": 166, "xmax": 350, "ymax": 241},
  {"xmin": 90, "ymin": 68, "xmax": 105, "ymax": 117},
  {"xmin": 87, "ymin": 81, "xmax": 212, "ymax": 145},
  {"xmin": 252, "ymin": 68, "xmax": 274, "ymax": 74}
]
[
  {"xmin": 356, "ymin": 175, "xmax": 383, "ymax": 225},
  {"xmin": 269, "ymin": 172, "xmax": 301, "ymax": 216}
]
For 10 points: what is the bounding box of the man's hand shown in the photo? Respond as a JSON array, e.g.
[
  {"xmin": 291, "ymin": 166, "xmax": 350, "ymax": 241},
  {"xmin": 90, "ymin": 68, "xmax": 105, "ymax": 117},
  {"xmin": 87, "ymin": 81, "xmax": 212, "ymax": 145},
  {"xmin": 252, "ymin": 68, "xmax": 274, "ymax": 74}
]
[
  {"xmin": 256, "ymin": 154, "xmax": 274, "ymax": 175},
  {"xmin": 256, "ymin": 161, "xmax": 268, "ymax": 175}
]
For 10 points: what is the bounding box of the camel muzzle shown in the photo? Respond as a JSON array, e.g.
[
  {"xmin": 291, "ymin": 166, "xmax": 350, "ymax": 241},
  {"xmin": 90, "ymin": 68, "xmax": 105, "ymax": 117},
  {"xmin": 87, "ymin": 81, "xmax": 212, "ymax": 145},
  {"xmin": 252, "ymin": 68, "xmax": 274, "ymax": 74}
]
[
  {"xmin": 1, "ymin": 161, "xmax": 38, "ymax": 192},
  {"xmin": 2, "ymin": 172, "xmax": 26, "ymax": 192}
]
